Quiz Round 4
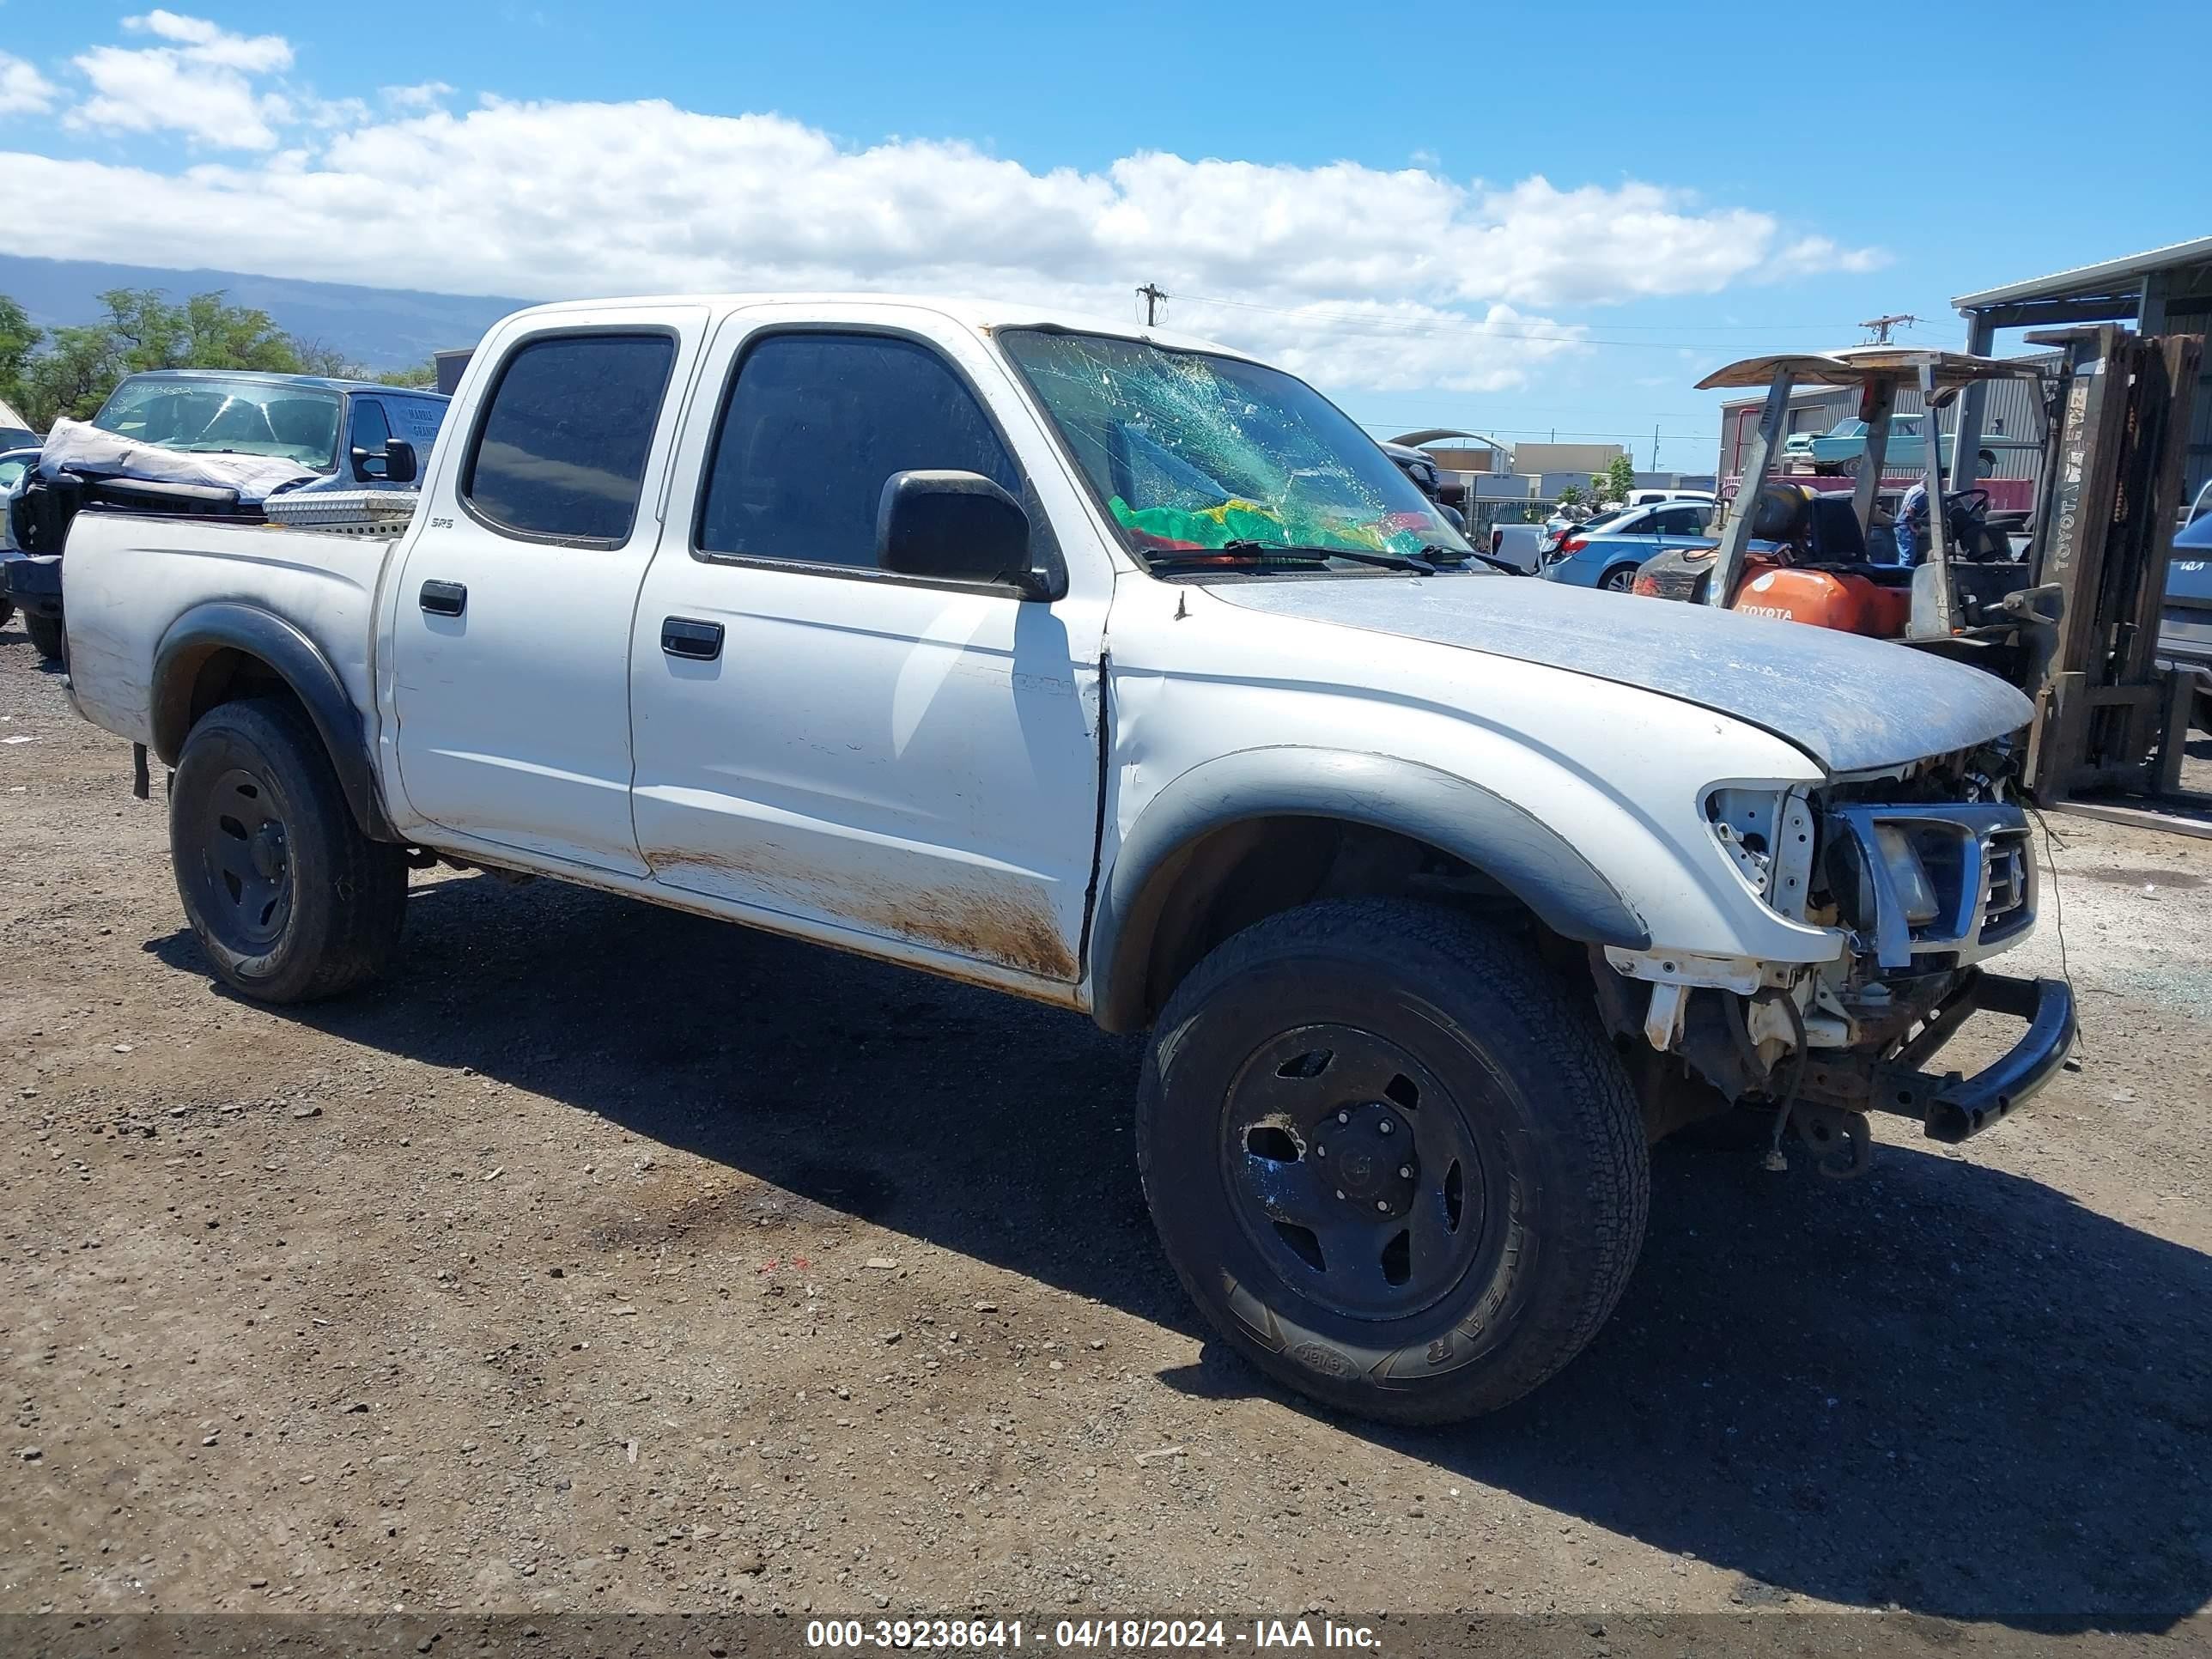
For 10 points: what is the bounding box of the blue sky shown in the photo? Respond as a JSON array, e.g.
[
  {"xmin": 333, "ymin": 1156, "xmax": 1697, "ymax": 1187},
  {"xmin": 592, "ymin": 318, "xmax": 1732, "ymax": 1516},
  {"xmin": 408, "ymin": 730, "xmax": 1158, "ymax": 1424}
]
[{"xmin": 2, "ymin": 1, "xmax": 2205, "ymax": 470}]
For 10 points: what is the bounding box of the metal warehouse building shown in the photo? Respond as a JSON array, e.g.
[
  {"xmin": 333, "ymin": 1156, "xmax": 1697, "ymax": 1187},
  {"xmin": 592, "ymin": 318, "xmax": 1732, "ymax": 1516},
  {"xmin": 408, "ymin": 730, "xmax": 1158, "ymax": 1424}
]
[
  {"xmin": 1953, "ymin": 234, "xmax": 2212, "ymax": 507},
  {"xmin": 1716, "ymin": 366, "xmax": 2051, "ymax": 489}
]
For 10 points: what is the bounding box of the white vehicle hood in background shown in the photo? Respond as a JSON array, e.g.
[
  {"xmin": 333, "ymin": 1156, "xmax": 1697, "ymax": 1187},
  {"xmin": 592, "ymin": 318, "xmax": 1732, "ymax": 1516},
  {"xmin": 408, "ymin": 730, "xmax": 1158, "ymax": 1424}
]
[
  {"xmin": 37, "ymin": 417, "xmax": 319, "ymax": 501},
  {"xmin": 1206, "ymin": 574, "xmax": 2033, "ymax": 775}
]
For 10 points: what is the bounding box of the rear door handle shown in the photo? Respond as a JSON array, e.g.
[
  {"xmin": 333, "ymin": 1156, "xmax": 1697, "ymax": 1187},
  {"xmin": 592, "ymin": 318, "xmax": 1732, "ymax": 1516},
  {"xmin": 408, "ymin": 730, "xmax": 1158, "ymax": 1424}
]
[
  {"xmin": 419, "ymin": 580, "xmax": 467, "ymax": 617},
  {"xmin": 661, "ymin": 617, "xmax": 725, "ymax": 660}
]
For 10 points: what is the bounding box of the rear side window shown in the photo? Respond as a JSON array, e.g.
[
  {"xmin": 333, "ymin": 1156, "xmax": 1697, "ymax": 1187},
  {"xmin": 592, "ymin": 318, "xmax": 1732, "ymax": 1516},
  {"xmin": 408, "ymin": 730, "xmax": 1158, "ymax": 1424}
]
[
  {"xmin": 464, "ymin": 333, "xmax": 675, "ymax": 544},
  {"xmin": 696, "ymin": 332, "xmax": 1018, "ymax": 569}
]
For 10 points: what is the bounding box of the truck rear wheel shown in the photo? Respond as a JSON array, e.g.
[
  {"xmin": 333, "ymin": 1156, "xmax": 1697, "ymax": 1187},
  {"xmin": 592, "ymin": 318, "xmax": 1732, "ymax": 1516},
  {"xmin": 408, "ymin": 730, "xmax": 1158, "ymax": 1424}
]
[
  {"xmin": 1137, "ymin": 898, "xmax": 1649, "ymax": 1425},
  {"xmin": 169, "ymin": 696, "xmax": 407, "ymax": 1003},
  {"xmin": 25, "ymin": 610, "xmax": 64, "ymax": 663}
]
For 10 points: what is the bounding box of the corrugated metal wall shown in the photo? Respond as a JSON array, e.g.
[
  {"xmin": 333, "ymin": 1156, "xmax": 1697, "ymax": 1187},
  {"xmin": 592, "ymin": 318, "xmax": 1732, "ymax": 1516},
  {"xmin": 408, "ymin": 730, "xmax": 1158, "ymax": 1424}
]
[{"xmin": 1717, "ymin": 356, "xmax": 2057, "ymax": 484}]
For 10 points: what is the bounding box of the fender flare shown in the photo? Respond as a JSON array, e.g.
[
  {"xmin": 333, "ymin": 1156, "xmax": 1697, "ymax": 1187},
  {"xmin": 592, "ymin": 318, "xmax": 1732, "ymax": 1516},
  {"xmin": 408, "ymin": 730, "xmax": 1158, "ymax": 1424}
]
[
  {"xmin": 150, "ymin": 600, "xmax": 391, "ymax": 840},
  {"xmin": 1089, "ymin": 747, "xmax": 1650, "ymax": 1033}
]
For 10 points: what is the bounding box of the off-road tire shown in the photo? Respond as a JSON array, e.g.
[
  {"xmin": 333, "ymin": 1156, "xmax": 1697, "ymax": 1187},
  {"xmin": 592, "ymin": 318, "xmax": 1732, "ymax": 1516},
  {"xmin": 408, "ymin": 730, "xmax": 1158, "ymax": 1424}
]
[
  {"xmin": 25, "ymin": 610, "xmax": 64, "ymax": 662},
  {"xmin": 169, "ymin": 696, "xmax": 407, "ymax": 1003},
  {"xmin": 1137, "ymin": 898, "xmax": 1650, "ymax": 1425}
]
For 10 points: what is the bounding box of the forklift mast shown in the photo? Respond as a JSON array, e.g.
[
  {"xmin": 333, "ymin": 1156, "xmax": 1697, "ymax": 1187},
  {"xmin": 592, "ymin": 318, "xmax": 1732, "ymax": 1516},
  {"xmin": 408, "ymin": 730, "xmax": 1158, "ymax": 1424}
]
[{"xmin": 2021, "ymin": 325, "xmax": 2203, "ymax": 803}]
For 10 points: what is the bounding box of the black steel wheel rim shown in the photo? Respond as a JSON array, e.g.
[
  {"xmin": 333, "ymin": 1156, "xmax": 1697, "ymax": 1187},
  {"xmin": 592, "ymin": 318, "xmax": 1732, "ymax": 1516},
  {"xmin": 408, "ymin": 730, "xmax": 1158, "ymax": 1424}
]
[
  {"xmin": 191, "ymin": 765, "xmax": 293, "ymax": 953},
  {"xmin": 1219, "ymin": 1024, "xmax": 1488, "ymax": 1322}
]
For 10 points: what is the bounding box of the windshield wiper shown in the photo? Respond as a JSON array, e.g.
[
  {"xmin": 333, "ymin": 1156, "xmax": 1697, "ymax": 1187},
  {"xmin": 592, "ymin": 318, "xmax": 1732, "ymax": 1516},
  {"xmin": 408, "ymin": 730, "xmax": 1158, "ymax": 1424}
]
[
  {"xmin": 1144, "ymin": 545, "xmax": 1332, "ymax": 576},
  {"xmin": 1415, "ymin": 541, "xmax": 1518, "ymax": 575},
  {"xmin": 1217, "ymin": 539, "xmax": 1437, "ymax": 574}
]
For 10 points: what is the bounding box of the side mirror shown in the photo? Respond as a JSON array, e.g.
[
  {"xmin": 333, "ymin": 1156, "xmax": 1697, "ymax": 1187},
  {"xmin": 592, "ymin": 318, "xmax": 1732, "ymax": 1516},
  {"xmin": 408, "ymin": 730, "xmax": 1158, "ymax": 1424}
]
[
  {"xmin": 349, "ymin": 438, "xmax": 416, "ymax": 484},
  {"xmin": 876, "ymin": 471, "xmax": 1046, "ymax": 596}
]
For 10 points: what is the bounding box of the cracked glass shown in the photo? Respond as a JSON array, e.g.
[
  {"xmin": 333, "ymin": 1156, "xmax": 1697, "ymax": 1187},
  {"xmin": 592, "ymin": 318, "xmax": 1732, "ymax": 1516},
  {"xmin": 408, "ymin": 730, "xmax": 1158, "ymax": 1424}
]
[{"xmin": 1000, "ymin": 330, "xmax": 1469, "ymax": 568}]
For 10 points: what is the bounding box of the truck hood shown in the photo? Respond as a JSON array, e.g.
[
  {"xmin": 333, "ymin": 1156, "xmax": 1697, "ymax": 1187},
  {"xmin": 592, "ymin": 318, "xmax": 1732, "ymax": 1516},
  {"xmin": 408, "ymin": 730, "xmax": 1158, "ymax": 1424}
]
[
  {"xmin": 35, "ymin": 417, "xmax": 319, "ymax": 505},
  {"xmin": 1205, "ymin": 574, "xmax": 2033, "ymax": 775}
]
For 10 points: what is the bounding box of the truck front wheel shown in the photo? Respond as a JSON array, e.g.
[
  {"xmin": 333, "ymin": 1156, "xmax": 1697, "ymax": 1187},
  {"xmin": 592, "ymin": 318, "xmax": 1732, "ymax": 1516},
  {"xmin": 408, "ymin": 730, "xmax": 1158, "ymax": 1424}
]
[
  {"xmin": 169, "ymin": 696, "xmax": 408, "ymax": 1003},
  {"xmin": 1137, "ymin": 898, "xmax": 1649, "ymax": 1425}
]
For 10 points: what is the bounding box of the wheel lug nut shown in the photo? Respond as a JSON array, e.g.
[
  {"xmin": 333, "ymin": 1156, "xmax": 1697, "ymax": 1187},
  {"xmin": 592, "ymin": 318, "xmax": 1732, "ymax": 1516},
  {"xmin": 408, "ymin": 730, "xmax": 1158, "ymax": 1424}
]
[
  {"xmin": 1315, "ymin": 1145, "xmax": 1327, "ymax": 1158},
  {"xmin": 1375, "ymin": 1200, "xmax": 1389, "ymax": 1212},
  {"xmin": 1378, "ymin": 1120, "xmax": 1395, "ymax": 1134},
  {"xmin": 1334, "ymin": 1189, "xmax": 1346, "ymax": 1200},
  {"xmin": 1398, "ymin": 1165, "xmax": 1412, "ymax": 1179},
  {"xmin": 1336, "ymin": 1111, "xmax": 1350, "ymax": 1124}
]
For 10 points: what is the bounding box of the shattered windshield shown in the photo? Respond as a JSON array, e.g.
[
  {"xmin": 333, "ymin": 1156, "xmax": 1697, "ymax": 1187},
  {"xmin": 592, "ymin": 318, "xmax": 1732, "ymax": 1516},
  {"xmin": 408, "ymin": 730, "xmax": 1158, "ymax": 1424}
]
[
  {"xmin": 93, "ymin": 375, "xmax": 343, "ymax": 472},
  {"xmin": 1000, "ymin": 330, "xmax": 1471, "ymax": 568}
]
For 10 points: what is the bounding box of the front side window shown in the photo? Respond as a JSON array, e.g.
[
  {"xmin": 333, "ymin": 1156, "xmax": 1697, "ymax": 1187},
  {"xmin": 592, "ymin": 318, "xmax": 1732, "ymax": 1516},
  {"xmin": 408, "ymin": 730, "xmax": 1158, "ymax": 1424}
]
[
  {"xmin": 93, "ymin": 375, "xmax": 343, "ymax": 472},
  {"xmin": 464, "ymin": 333, "xmax": 675, "ymax": 544},
  {"xmin": 1000, "ymin": 330, "xmax": 1468, "ymax": 566},
  {"xmin": 697, "ymin": 332, "xmax": 1019, "ymax": 569},
  {"xmin": 350, "ymin": 398, "xmax": 391, "ymax": 457}
]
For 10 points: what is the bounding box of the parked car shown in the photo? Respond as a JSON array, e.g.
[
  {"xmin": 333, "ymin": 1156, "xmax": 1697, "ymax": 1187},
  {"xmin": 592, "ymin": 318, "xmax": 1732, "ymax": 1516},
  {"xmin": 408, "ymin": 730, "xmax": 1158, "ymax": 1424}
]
[
  {"xmin": 1541, "ymin": 499, "xmax": 1719, "ymax": 591},
  {"xmin": 3, "ymin": 369, "xmax": 449, "ymax": 661},
  {"xmin": 1621, "ymin": 488, "xmax": 1716, "ymax": 509},
  {"xmin": 1486, "ymin": 521, "xmax": 1544, "ymax": 574},
  {"xmin": 55, "ymin": 294, "xmax": 2069, "ymax": 1425},
  {"xmin": 1381, "ymin": 441, "xmax": 1465, "ymax": 532},
  {"xmin": 1783, "ymin": 417, "xmax": 1996, "ymax": 480},
  {"xmin": 0, "ymin": 447, "xmax": 36, "ymax": 629},
  {"xmin": 2161, "ymin": 507, "xmax": 2212, "ymax": 733}
]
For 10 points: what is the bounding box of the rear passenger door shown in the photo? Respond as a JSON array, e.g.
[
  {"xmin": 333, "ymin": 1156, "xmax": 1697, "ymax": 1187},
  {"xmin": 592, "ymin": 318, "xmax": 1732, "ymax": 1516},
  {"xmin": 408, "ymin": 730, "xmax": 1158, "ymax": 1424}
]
[
  {"xmin": 627, "ymin": 307, "xmax": 1108, "ymax": 989},
  {"xmin": 389, "ymin": 308, "xmax": 707, "ymax": 872}
]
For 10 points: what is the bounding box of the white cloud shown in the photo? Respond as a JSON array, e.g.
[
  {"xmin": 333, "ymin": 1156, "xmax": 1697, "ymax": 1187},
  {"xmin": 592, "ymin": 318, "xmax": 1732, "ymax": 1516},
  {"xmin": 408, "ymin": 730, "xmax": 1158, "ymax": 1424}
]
[
  {"xmin": 9, "ymin": 33, "xmax": 1887, "ymax": 393},
  {"xmin": 381, "ymin": 81, "xmax": 455, "ymax": 110},
  {"xmin": 69, "ymin": 13, "xmax": 296, "ymax": 148},
  {"xmin": 0, "ymin": 51, "xmax": 58, "ymax": 116},
  {"xmin": 69, "ymin": 43, "xmax": 285, "ymax": 149},
  {"xmin": 124, "ymin": 10, "xmax": 293, "ymax": 74}
]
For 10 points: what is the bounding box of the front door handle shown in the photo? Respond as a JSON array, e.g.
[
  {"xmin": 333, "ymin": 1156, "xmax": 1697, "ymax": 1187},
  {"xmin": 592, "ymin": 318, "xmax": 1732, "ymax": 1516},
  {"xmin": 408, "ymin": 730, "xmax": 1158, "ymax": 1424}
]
[
  {"xmin": 419, "ymin": 580, "xmax": 467, "ymax": 617},
  {"xmin": 661, "ymin": 617, "xmax": 725, "ymax": 660}
]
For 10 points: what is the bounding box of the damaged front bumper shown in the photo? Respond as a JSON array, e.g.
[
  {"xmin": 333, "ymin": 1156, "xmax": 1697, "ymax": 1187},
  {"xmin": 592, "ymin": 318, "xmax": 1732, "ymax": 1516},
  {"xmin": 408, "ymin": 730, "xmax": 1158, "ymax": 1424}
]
[
  {"xmin": 1802, "ymin": 968, "xmax": 2077, "ymax": 1142},
  {"xmin": 0, "ymin": 550, "xmax": 63, "ymax": 619}
]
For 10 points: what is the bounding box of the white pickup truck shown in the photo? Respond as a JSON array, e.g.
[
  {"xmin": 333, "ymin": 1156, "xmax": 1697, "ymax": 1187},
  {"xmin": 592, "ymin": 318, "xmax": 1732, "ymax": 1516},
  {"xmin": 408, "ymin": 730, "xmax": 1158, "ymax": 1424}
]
[{"xmin": 56, "ymin": 295, "xmax": 2075, "ymax": 1425}]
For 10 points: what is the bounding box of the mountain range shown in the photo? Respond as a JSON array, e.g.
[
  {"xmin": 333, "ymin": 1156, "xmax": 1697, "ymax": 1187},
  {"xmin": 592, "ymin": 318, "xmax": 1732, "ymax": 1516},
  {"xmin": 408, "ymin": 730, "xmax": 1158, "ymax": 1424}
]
[{"xmin": 0, "ymin": 253, "xmax": 526, "ymax": 372}]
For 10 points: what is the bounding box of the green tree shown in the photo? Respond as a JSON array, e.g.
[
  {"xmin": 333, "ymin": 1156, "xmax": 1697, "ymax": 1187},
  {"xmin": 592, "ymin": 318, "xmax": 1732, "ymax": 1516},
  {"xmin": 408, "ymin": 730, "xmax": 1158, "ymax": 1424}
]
[
  {"xmin": 1598, "ymin": 453, "xmax": 1637, "ymax": 504},
  {"xmin": 1556, "ymin": 482, "xmax": 1585, "ymax": 508},
  {"xmin": 6, "ymin": 287, "xmax": 307, "ymax": 428},
  {"xmin": 0, "ymin": 295, "xmax": 41, "ymax": 416},
  {"xmin": 378, "ymin": 360, "xmax": 443, "ymax": 389}
]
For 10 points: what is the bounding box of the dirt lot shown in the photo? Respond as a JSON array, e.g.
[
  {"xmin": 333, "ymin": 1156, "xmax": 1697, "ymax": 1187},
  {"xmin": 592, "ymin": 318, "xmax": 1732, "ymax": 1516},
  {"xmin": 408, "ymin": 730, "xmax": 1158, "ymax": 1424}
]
[{"xmin": 2, "ymin": 622, "xmax": 2209, "ymax": 1644}]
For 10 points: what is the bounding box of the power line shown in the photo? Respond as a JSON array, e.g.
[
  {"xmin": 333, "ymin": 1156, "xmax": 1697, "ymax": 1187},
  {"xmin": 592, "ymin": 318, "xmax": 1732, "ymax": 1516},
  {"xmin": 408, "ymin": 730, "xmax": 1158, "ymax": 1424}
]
[
  {"xmin": 1135, "ymin": 282, "xmax": 1168, "ymax": 326},
  {"xmin": 1173, "ymin": 291, "xmax": 1898, "ymax": 353}
]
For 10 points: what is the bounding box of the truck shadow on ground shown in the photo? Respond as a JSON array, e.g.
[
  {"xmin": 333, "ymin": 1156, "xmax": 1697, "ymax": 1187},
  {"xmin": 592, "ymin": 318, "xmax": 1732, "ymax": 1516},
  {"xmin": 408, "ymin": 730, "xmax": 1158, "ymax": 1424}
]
[{"xmin": 149, "ymin": 870, "xmax": 2211, "ymax": 1632}]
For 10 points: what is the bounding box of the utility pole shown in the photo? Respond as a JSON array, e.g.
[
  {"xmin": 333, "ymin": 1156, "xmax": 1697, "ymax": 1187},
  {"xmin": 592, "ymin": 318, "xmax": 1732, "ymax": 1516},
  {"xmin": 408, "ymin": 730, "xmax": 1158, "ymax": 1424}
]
[
  {"xmin": 1650, "ymin": 424, "xmax": 1661, "ymax": 471},
  {"xmin": 1859, "ymin": 313, "xmax": 1918, "ymax": 345},
  {"xmin": 1136, "ymin": 283, "xmax": 1168, "ymax": 326}
]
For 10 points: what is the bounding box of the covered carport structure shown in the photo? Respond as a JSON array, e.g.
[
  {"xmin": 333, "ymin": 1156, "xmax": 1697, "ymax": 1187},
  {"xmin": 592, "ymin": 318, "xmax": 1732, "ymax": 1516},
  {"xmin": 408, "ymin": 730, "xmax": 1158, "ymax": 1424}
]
[{"xmin": 1951, "ymin": 235, "xmax": 2212, "ymax": 503}]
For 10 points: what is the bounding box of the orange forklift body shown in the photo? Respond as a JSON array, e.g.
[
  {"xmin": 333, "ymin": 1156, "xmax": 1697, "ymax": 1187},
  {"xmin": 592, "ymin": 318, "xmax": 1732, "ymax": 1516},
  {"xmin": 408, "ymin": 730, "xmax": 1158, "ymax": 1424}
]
[{"xmin": 1728, "ymin": 555, "xmax": 1911, "ymax": 638}]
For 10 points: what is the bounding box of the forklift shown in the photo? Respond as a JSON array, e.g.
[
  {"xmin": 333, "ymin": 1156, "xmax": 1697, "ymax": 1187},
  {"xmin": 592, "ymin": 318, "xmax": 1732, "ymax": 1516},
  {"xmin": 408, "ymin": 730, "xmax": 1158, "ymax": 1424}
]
[{"xmin": 1636, "ymin": 330, "xmax": 2204, "ymax": 816}]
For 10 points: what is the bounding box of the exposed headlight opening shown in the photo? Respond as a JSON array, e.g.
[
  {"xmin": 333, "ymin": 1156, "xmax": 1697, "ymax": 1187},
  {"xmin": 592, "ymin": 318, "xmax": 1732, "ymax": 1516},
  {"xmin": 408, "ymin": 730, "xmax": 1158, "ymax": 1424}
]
[
  {"xmin": 1871, "ymin": 823, "xmax": 1942, "ymax": 926},
  {"xmin": 1705, "ymin": 786, "xmax": 1817, "ymax": 918}
]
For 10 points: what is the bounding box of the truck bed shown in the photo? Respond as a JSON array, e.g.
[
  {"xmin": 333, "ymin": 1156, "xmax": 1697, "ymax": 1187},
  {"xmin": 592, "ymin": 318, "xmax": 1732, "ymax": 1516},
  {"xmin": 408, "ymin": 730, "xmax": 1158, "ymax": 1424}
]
[{"xmin": 61, "ymin": 514, "xmax": 395, "ymax": 750}]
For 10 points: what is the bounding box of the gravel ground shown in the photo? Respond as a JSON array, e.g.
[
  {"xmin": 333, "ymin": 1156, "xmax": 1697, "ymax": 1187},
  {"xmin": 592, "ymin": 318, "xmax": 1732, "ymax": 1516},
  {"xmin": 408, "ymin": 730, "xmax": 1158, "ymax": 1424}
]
[{"xmin": 1, "ymin": 620, "xmax": 2208, "ymax": 1644}]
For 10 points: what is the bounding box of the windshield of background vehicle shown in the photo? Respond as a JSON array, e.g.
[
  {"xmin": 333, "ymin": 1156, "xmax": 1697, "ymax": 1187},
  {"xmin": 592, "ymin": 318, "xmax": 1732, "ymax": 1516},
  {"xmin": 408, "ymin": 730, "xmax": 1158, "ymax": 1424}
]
[
  {"xmin": 92, "ymin": 376, "xmax": 343, "ymax": 472},
  {"xmin": 1000, "ymin": 331, "xmax": 1472, "ymax": 564}
]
